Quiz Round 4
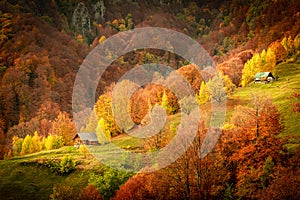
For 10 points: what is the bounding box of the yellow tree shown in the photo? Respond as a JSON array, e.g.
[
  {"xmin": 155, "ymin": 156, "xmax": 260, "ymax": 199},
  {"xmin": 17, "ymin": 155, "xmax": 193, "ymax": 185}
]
[
  {"xmin": 294, "ymin": 33, "xmax": 300, "ymax": 51},
  {"xmin": 281, "ymin": 36, "xmax": 294, "ymax": 56},
  {"xmin": 222, "ymin": 73, "xmax": 236, "ymax": 96},
  {"xmin": 97, "ymin": 118, "xmax": 111, "ymax": 144},
  {"xmin": 44, "ymin": 134, "xmax": 55, "ymax": 150},
  {"xmin": 32, "ymin": 131, "xmax": 41, "ymax": 153},
  {"xmin": 161, "ymin": 90, "xmax": 174, "ymax": 114},
  {"xmin": 94, "ymin": 93, "xmax": 121, "ymax": 137},
  {"xmin": 241, "ymin": 48, "xmax": 276, "ymax": 86},
  {"xmin": 241, "ymin": 53, "xmax": 260, "ymax": 86},
  {"xmin": 261, "ymin": 48, "xmax": 276, "ymax": 72},
  {"xmin": 196, "ymin": 81, "xmax": 210, "ymax": 105},
  {"xmin": 20, "ymin": 135, "xmax": 34, "ymax": 155}
]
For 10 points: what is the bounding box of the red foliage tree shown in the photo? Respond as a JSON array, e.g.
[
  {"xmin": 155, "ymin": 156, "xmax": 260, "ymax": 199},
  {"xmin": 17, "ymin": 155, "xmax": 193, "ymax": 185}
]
[
  {"xmin": 81, "ymin": 185, "xmax": 103, "ymax": 200},
  {"xmin": 114, "ymin": 173, "xmax": 155, "ymax": 200},
  {"xmin": 221, "ymin": 95, "xmax": 285, "ymax": 198}
]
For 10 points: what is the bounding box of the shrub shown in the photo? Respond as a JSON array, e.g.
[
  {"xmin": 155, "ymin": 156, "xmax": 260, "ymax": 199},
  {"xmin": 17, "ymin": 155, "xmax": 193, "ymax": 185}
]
[
  {"xmin": 88, "ymin": 167, "xmax": 132, "ymax": 200},
  {"xmin": 81, "ymin": 185, "xmax": 103, "ymax": 200},
  {"xmin": 59, "ymin": 155, "xmax": 76, "ymax": 175},
  {"xmin": 44, "ymin": 159, "xmax": 60, "ymax": 173},
  {"xmin": 50, "ymin": 185, "xmax": 79, "ymax": 200}
]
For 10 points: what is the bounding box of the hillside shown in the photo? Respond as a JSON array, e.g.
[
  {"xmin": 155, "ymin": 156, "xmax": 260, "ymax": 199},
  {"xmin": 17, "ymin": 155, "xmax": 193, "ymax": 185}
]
[
  {"xmin": 0, "ymin": 0, "xmax": 299, "ymax": 199},
  {"xmin": 0, "ymin": 146, "xmax": 132, "ymax": 200},
  {"xmin": 0, "ymin": 58, "xmax": 299, "ymax": 199},
  {"xmin": 233, "ymin": 61, "xmax": 300, "ymax": 137},
  {"xmin": 0, "ymin": 147, "xmax": 93, "ymax": 200}
]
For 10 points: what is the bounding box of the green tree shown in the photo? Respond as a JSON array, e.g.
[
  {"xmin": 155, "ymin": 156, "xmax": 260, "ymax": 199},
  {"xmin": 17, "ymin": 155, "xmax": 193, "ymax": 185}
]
[
  {"xmin": 53, "ymin": 135, "xmax": 64, "ymax": 149},
  {"xmin": 12, "ymin": 135, "xmax": 23, "ymax": 156},
  {"xmin": 81, "ymin": 112, "xmax": 98, "ymax": 132},
  {"xmin": 89, "ymin": 167, "xmax": 131, "ymax": 200},
  {"xmin": 260, "ymin": 156, "xmax": 275, "ymax": 189},
  {"xmin": 108, "ymin": 13, "xmax": 134, "ymax": 32}
]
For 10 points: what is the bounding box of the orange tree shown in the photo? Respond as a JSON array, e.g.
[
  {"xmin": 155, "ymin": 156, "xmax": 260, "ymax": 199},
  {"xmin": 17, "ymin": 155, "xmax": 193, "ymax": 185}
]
[{"xmin": 220, "ymin": 95, "xmax": 286, "ymax": 198}]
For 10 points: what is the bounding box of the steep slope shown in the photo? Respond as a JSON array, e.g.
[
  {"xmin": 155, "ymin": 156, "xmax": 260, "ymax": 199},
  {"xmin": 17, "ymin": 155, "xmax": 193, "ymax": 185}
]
[
  {"xmin": 233, "ymin": 60, "xmax": 300, "ymax": 139},
  {"xmin": 0, "ymin": 12, "xmax": 88, "ymax": 132}
]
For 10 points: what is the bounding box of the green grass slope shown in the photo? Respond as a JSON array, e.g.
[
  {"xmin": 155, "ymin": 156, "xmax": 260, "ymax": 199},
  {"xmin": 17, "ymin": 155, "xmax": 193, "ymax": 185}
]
[
  {"xmin": 0, "ymin": 147, "xmax": 102, "ymax": 200},
  {"xmin": 230, "ymin": 59, "xmax": 300, "ymax": 154}
]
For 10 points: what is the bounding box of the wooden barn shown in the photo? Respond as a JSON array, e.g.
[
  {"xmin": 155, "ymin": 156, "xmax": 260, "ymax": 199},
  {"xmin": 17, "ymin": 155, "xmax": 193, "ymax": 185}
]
[
  {"xmin": 73, "ymin": 132, "xmax": 99, "ymax": 147},
  {"xmin": 254, "ymin": 72, "xmax": 275, "ymax": 83}
]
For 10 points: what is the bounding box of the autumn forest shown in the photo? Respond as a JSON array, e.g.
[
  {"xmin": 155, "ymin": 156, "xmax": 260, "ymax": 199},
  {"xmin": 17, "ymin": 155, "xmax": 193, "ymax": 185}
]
[{"xmin": 0, "ymin": 0, "xmax": 299, "ymax": 199}]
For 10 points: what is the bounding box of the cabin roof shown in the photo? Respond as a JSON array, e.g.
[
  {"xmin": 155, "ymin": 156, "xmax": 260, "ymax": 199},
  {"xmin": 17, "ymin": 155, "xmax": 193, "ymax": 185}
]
[
  {"xmin": 254, "ymin": 72, "xmax": 274, "ymax": 79},
  {"xmin": 76, "ymin": 132, "xmax": 98, "ymax": 142}
]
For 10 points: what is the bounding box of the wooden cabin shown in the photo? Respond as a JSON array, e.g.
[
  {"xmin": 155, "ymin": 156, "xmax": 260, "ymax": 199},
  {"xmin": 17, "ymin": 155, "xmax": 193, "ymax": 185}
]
[
  {"xmin": 73, "ymin": 132, "xmax": 99, "ymax": 148},
  {"xmin": 254, "ymin": 72, "xmax": 275, "ymax": 83}
]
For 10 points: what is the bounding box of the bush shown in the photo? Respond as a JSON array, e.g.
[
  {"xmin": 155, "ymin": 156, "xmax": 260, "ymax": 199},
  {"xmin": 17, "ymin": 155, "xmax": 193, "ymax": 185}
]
[
  {"xmin": 44, "ymin": 159, "xmax": 60, "ymax": 173},
  {"xmin": 88, "ymin": 167, "xmax": 132, "ymax": 200},
  {"xmin": 81, "ymin": 185, "xmax": 103, "ymax": 200},
  {"xmin": 50, "ymin": 185, "xmax": 79, "ymax": 200},
  {"xmin": 42, "ymin": 156, "xmax": 77, "ymax": 175},
  {"xmin": 59, "ymin": 155, "xmax": 76, "ymax": 175}
]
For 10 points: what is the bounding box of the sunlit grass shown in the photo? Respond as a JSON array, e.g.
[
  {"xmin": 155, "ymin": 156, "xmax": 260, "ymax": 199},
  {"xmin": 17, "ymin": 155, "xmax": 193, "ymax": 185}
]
[
  {"xmin": 233, "ymin": 61, "xmax": 300, "ymax": 137},
  {"xmin": 110, "ymin": 112, "xmax": 182, "ymax": 150},
  {"xmin": 0, "ymin": 146, "xmax": 100, "ymax": 200}
]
